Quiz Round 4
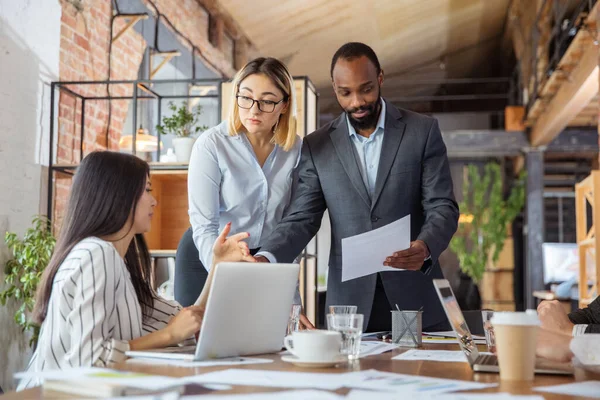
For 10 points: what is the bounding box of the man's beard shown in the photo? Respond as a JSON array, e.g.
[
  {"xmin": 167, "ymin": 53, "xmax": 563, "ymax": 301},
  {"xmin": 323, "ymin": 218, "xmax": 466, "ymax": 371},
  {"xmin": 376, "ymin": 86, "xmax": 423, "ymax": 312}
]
[{"xmin": 345, "ymin": 93, "xmax": 381, "ymax": 132}]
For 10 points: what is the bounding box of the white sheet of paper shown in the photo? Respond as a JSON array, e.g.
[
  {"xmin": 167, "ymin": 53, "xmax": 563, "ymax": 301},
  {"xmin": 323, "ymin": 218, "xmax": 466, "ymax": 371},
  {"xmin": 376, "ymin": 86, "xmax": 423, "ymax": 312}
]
[
  {"xmin": 343, "ymin": 369, "xmax": 496, "ymax": 394},
  {"xmin": 341, "ymin": 215, "xmax": 410, "ymax": 282},
  {"xmin": 15, "ymin": 367, "xmax": 182, "ymax": 391},
  {"xmin": 358, "ymin": 341, "xmax": 399, "ymax": 357},
  {"xmin": 173, "ymin": 390, "xmax": 344, "ymax": 400},
  {"xmin": 392, "ymin": 349, "xmax": 468, "ymax": 363},
  {"xmin": 346, "ymin": 391, "xmax": 542, "ymax": 400},
  {"xmin": 534, "ymin": 381, "xmax": 600, "ymax": 398},
  {"xmin": 126, "ymin": 356, "xmax": 273, "ymax": 368},
  {"xmin": 183, "ymin": 369, "xmax": 350, "ymax": 390}
]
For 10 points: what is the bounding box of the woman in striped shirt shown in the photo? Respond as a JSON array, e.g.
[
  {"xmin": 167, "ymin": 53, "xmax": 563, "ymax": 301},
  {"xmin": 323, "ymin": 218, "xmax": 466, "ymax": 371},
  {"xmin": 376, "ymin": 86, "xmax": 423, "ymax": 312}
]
[{"xmin": 18, "ymin": 151, "xmax": 253, "ymax": 389}]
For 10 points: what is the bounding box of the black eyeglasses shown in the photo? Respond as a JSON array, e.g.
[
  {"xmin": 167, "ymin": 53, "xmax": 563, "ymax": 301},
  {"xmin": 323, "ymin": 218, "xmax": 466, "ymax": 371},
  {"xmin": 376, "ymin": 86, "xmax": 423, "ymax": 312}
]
[{"xmin": 236, "ymin": 95, "xmax": 286, "ymax": 113}]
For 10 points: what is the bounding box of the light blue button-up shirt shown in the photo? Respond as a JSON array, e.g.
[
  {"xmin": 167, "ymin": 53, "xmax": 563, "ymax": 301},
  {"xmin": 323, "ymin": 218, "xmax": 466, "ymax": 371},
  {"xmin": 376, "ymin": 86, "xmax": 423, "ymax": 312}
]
[
  {"xmin": 188, "ymin": 121, "xmax": 302, "ymax": 269},
  {"xmin": 346, "ymin": 99, "xmax": 386, "ymax": 197}
]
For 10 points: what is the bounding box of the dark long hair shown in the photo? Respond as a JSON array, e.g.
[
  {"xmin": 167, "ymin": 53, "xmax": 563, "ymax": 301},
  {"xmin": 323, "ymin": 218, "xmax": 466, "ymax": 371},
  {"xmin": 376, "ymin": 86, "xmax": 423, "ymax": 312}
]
[{"xmin": 34, "ymin": 151, "xmax": 154, "ymax": 324}]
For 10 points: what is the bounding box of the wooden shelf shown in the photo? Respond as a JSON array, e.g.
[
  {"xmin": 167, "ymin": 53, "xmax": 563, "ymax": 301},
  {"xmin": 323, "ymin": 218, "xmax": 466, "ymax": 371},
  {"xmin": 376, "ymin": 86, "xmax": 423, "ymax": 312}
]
[{"xmin": 149, "ymin": 249, "xmax": 177, "ymax": 257}]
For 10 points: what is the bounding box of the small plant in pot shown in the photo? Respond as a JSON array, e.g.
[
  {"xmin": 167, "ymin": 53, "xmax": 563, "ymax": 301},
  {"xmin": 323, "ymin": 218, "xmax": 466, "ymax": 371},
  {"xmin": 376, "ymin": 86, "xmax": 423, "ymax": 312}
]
[
  {"xmin": 0, "ymin": 216, "xmax": 56, "ymax": 348},
  {"xmin": 156, "ymin": 101, "xmax": 208, "ymax": 163},
  {"xmin": 449, "ymin": 162, "xmax": 525, "ymax": 310}
]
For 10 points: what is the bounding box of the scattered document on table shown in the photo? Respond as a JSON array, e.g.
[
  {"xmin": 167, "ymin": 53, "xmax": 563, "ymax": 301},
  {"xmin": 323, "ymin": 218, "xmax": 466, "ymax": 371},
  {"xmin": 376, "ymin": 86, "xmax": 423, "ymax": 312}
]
[
  {"xmin": 180, "ymin": 390, "xmax": 343, "ymax": 400},
  {"xmin": 343, "ymin": 369, "xmax": 497, "ymax": 394},
  {"xmin": 183, "ymin": 369, "xmax": 349, "ymax": 390},
  {"xmin": 392, "ymin": 349, "xmax": 468, "ymax": 363},
  {"xmin": 534, "ymin": 381, "xmax": 600, "ymax": 398},
  {"xmin": 126, "ymin": 356, "xmax": 273, "ymax": 368},
  {"xmin": 341, "ymin": 215, "xmax": 410, "ymax": 282},
  {"xmin": 359, "ymin": 341, "xmax": 399, "ymax": 357},
  {"xmin": 346, "ymin": 391, "xmax": 543, "ymax": 400}
]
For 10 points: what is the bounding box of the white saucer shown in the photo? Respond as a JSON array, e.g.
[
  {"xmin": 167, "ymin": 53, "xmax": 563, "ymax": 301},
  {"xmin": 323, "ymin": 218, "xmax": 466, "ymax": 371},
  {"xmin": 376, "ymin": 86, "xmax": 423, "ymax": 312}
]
[{"xmin": 281, "ymin": 355, "xmax": 347, "ymax": 368}]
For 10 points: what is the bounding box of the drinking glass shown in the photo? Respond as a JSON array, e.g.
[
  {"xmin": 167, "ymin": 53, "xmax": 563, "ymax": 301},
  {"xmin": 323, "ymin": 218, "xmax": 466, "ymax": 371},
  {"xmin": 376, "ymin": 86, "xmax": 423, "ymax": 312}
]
[
  {"xmin": 329, "ymin": 305, "xmax": 358, "ymax": 315},
  {"xmin": 481, "ymin": 309, "xmax": 496, "ymax": 353},
  {"xmin": 326, "ymin": 313, "xmax": 364, "ymax": 360},
  {"xmin": 287, "ymin": 304, "xmax": 302, "ymax": 335}
]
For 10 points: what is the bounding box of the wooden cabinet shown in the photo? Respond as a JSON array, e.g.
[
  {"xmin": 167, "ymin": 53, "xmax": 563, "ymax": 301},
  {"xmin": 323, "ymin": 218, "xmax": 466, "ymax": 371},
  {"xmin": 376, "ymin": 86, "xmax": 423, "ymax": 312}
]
[
  {"xmin": 145, "ymin": 167, "xmax": 189, "ymax": 252},
  {"xmin": 481, "ymin": 236, "xmax": 516, "ymax": 311}
]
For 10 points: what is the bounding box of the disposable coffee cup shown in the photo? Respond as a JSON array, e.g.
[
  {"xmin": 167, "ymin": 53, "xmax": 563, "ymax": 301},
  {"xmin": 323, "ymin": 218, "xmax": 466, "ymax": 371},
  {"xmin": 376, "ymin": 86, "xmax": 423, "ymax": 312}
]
[{"xmin": 491, "ymin": 310, "xmax": 540, "ymax": 381}]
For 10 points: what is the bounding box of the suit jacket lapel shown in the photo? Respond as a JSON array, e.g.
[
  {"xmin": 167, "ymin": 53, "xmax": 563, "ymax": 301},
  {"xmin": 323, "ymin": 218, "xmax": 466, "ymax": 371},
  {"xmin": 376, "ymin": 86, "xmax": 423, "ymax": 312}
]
[
  {"xmin": 371, "ymin": 101, "xmax": 406, "ymax": 210},
  {"xmin": 329, "ymin": 115, "xmax": 371, "ymax": 208}
]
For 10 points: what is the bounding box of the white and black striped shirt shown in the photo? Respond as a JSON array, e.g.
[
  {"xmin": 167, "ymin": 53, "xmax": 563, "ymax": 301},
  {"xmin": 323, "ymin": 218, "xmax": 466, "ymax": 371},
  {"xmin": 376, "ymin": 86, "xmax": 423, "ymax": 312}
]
[{"xmin": 18, "ymin": 237, "xmax": 185, "ymax": 389}]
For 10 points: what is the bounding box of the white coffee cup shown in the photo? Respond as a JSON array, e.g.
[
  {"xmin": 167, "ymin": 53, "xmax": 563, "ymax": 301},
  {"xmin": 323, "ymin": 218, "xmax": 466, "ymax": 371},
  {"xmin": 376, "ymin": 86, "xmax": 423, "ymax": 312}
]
[
  {"xmin": 284, "ymin": 330, "xmax": 342, "ymax": 362},
  {"xmin": 491, "ymin": 310, "xmax": 540, "ymax": 381}
]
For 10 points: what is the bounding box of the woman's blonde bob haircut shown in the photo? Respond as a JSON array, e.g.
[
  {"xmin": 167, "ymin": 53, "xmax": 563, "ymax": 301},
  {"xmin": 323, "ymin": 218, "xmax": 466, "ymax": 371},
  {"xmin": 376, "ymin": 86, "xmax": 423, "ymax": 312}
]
[{"xmin": 227, "ymin": 57, "xmax": 297, "ymax": 151}]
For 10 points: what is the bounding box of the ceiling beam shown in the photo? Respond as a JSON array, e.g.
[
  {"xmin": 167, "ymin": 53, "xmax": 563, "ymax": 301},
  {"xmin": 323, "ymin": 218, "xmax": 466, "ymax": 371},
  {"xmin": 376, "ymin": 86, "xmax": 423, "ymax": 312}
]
[{"xmin": 529, "ymin": 40, "xmax": 599, "ymax": 147}]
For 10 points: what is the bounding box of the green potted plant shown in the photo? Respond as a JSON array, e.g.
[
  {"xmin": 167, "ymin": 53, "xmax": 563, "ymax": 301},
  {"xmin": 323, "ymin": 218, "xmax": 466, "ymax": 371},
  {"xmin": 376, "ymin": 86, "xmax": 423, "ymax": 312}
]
[
  {"xmin": 0, "ymin": 216, "xmax": 56, "ymax": 348},
  {"xmin": 156, "ymin": 101, "xmax": 208, "ymax": 163},
  {"xmin": 449, "ymin": 163, "xmax": 526, "ymax": 308}
]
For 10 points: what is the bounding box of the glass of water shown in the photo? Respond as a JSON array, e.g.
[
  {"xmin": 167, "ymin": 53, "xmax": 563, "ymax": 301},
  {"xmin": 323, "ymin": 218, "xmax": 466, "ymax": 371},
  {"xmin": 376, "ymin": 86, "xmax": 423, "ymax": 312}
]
[
  {"xmin": 287, "ymin": 304, "xmax": 302, "ymax": 335},
  {"xmin": 327, "ymin": 313, "xmax": 364, "ymax": 361},
  {"xmin": 481, "ymin": 309, "xmax": 496, "ymax": 353},
  {"xmin": 329, "ymin": 305, "xmax": 358, "ymax": 315}
]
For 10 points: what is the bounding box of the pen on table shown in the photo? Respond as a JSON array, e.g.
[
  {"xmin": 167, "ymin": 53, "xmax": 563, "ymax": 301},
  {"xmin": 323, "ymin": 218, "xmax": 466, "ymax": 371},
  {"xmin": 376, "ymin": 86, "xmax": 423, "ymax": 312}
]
[{"xmin": 422, "ymin": 335, "xmax": 456, "ymax": 341}]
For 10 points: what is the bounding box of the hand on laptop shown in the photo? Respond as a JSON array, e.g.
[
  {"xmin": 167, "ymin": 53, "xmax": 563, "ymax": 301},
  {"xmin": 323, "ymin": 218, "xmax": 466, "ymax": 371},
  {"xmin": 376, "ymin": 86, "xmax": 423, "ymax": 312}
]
[
  {"xmin": 165, "ymin": 305, "xmax": 205, "ymax": 344},
  {"xmin": 383, "ymin": 240, "xmax": 430, "ymax": 270},
  {"xmin": 537, "ymin": 300, "xmax": 574, "ymax": 335},
  {"xmin": 536, "ymin": 327, "xmax": 573, "ymax": 363}
]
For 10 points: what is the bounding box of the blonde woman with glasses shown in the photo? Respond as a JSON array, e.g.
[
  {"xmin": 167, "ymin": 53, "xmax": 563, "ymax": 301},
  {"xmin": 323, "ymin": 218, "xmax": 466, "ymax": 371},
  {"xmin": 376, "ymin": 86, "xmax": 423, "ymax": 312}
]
[{"xmin": 176, "ymin": 57, "xmax": 313, "ymax": 329}]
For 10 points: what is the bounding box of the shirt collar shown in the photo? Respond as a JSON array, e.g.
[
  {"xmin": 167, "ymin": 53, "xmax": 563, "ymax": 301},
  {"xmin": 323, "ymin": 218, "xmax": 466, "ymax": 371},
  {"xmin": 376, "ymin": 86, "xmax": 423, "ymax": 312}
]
[{"xmin": 347, "ymin": 97, "xmax": 386, "ymax": 138}]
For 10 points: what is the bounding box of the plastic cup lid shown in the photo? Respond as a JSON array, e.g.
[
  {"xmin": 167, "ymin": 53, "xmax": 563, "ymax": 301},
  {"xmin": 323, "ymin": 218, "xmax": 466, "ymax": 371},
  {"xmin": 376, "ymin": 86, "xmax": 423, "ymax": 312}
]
[{"xmin": 490, "ymin": 310, "xmax": 540, "ymax": 326}]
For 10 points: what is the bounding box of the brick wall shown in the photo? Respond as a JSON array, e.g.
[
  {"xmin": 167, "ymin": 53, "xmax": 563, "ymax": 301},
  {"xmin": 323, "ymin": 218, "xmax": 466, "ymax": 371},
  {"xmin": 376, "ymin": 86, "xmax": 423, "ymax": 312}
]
[{"xmin": 53, "ymin": 0, "xmax": 256, "ymax": 231}]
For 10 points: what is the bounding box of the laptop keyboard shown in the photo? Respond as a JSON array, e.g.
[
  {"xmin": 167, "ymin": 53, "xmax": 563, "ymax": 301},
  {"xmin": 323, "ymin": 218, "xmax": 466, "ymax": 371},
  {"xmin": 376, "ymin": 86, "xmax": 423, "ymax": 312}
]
[
  {"xmin": 152, "ymin": 345, "xmax": 196, "ymax": 354},
  {"xmin": 476, "ymin": 353, "xmax": 499, "ymax": 366}
]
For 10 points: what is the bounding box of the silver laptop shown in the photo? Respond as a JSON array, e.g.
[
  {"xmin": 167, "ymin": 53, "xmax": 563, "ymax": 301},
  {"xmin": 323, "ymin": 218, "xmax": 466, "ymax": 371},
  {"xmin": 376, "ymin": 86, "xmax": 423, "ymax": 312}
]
[
  {"xmin": 433, "ymin": 279, "xmax": 573, "ymax": 375},
  {"xmin": 126, "ymin": 262, "xmax": 299, "ymax": 361}
]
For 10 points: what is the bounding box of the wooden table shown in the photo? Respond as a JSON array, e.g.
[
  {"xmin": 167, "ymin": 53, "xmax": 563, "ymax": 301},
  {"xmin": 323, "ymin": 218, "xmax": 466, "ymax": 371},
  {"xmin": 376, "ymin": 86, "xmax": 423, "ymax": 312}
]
[{"xmin": 4, "ymin": 343, "xmax": 599, "ymax": 399}]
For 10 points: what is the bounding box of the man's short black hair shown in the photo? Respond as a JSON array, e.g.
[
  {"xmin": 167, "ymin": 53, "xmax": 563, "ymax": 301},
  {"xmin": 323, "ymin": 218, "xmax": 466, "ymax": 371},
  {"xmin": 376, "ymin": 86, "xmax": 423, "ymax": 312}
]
[{"xmin": 330, "ymin": 42, "xmax": 381, "ymax": 78}]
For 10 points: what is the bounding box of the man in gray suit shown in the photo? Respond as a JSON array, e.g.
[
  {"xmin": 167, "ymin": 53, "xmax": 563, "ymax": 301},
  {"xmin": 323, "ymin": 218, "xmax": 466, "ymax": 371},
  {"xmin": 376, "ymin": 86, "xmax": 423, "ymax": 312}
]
[{"xmin": 256, "ymin": 42, "xmax": 459, "ymax": 332}]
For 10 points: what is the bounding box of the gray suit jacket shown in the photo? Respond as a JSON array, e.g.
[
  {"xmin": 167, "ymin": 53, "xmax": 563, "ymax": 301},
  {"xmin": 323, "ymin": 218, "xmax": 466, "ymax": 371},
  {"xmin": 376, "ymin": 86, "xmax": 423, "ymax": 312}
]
[{"xmin": 260, "ymin": 100, "xmax": 459, "ymax": 329}]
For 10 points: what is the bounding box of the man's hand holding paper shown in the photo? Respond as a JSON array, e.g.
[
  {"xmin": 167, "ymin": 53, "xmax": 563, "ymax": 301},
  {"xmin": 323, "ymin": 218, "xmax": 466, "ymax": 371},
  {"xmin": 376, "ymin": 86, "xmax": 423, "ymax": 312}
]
[
  {"xmin": 342, "ymin": 215, "xmax": 418, "ymax": 282},
  {"xmin": 383, "ymin": 239, "xmax": 430, "ymax": 270}
]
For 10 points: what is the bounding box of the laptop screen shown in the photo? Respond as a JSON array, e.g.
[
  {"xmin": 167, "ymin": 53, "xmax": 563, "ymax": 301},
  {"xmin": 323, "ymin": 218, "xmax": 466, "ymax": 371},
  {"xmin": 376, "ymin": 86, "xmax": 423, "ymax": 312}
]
[{"xmin": 436, "ymin": 285, "xmax": 480, "ymax": 365}]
